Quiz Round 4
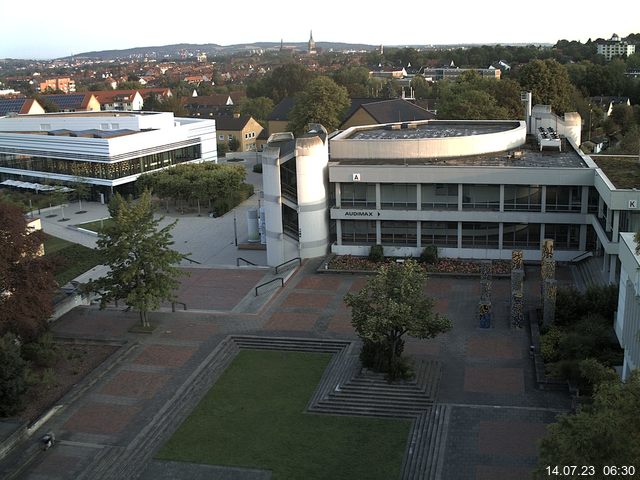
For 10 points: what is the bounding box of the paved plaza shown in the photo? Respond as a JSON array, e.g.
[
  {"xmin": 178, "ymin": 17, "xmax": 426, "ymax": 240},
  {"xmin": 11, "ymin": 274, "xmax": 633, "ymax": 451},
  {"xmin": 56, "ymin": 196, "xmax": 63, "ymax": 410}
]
[{"xmin": 0, "ymin": 259, "xmax": 574, "ymax": 480}]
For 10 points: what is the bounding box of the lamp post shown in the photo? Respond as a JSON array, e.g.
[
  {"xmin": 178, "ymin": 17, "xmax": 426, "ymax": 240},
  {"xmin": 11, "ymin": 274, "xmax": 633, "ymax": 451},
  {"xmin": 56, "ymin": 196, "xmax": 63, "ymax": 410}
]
[{"xmin": 233, "ymin": 212, "xmax": 238, "ymax": 246}]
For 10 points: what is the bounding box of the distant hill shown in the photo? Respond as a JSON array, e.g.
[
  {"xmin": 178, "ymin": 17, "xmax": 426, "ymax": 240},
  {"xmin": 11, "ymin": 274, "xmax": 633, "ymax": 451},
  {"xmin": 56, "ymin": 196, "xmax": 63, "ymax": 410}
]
[{"xmin": 66, "ymin": 42, "xmax": 379, "ymax": 60}]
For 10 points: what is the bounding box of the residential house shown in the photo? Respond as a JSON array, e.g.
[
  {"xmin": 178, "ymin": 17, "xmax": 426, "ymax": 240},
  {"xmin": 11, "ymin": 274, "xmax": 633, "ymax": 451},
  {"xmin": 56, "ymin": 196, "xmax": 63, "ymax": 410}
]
[
  {"xmin": 0, "ymin": 98, "xmax": 45, "ymax": 116},
  {"xmin": 91, "ymin": 90, "xmax": 144, "ymax": 111},
  {"xmin": 39, "ymin": 77, "xmax": 76, "ymax": 93},
  {"xmin": 39, "ymin": 93, "xmax": 101, "ymax": 112},
  {"xmin": 214, "ymin": 114, "xmax": 263, "ymax": 152},
  {"xmin": 597, "ymin": 34, "xmax": 636, "ymax": 61},
  {"xmin": 590, "ymin": 96, "xmax": 631, "ymax": 118},
  {"xmin": 340, "ymin": 98, "xmax": 436, "ymax": 130},
  {"xmin": 184, "ymin": 93, "xmax": 243, "ymax": 118}
]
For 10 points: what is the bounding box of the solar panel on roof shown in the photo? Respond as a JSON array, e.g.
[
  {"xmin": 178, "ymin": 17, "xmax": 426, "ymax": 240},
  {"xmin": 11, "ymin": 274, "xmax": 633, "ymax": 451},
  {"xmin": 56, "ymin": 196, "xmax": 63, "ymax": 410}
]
[{"xmin": 0, "ymin": 99, "xmax": 26, "ymax": 116}]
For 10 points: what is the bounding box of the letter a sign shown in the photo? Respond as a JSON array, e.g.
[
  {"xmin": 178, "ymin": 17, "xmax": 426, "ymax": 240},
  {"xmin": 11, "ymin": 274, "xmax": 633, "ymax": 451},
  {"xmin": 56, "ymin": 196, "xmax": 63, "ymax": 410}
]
[{"xmin": 352, "ymin": 173, "xmax": 361, "ymax": 182}]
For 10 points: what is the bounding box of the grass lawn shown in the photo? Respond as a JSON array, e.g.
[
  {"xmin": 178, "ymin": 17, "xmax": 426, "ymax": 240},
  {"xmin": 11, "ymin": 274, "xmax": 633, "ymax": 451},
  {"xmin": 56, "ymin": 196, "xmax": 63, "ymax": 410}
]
[
  {"xmin": 76, "ymin": 218, "xmax": 113, "ymax": 233},
  {"xmin": 43, "ymin": 234, "xmax": 103, "ymax": 285},
  {"xmin": 156, "ymin": 350, "xmax": 411, "ymax": 480}
]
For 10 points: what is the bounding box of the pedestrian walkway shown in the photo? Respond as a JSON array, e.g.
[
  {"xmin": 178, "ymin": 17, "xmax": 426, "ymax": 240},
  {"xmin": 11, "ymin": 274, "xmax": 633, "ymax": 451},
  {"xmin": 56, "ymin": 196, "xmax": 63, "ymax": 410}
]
[{"xmin": 0, "ymin": 260, "xmax": 574, "ymax": 480}]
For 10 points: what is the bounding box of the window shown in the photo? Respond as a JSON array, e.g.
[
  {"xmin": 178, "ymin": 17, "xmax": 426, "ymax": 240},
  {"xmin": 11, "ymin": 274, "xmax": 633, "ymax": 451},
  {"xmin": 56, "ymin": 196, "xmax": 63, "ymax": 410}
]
[
  {"xmin": 503, "ymin": 223, "xmax": 541, "ymax": 248},
  {"xmin": 545, "ymin": 186, "xmax": 582, "ymax": 212},
  {"xmin": 544, "ymin": 224, "xmax": 580, "ymax": 249},
  {"xmin": 462, "ymin": 185, "xmax": 500, "ymax": 211},
  {"xmin": 341, "ymin": 183, "xmax": 376, "ymax": 208},
  {"xmin": 421, "ymin": 222, "xmax": 458, "ymax": 247},
  {"xmin": 422, "ymin": 184, "xmax": 458, "ymax": 210},
  {"xmin": 218, "ymin": 135, "xmax": 224, "ymax": 140},
  {"xmin": 341, "ymin": 220, "xmax": 376, "ymax": 245},
  {"xmin": 461, "ymin": 223, "xmax": 499, "ymax": 248},
  {"xmin": 504, "ymin": 185, "xmax": 541, "ymax": 211},
  {"xmin": 380, "ymin": 184, "xmax": 416, "ymax": 209},
  {"xmin": 381, "ymin": 221, "xmax": 416, "ymax": 245}
]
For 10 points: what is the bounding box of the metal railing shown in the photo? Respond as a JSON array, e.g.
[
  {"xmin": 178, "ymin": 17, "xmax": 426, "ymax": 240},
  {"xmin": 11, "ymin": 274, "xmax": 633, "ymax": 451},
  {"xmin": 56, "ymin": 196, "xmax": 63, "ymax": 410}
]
[
  {"xmin": 171, "ymin": 301, "xmax": 187, "ymax": 312},
  {"xmin": 236, "ymin": 257, "xmax": 257, "ymax": 266},
  {"xmin": 182, "ymin": 255, "xmax": 201, "ymax": 265},
  {"xmin": 255, "ymin": 278, "xmax": 284, "ymax": 296},
  {"xmin": 275, "ymin": 257, "xmax": 301, "ymax": 274}
]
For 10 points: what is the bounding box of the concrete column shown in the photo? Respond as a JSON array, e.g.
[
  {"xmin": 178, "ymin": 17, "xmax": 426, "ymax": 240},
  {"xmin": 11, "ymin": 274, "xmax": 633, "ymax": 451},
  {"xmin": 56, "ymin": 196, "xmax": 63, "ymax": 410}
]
[
  {"xmin": 598, "ymin": 196, "xmax": 604, "ymax": 218},
  {"xmin": 606, "ymin": 207, "xmax": 612, "ymax": 232},
  {"xmin": 499, "ymin": 184, "xmax": 505, "ymax": 213},
  {"xmin": 613, "ymin": 210, "xmax": 620, "ymax": 240},
  {"xmin": 541, "ymin": 186, "xmax": 547, "ymax": 213},
  {"xmin": 458, "ymin": 184, "xmax": 463, "ymax": 211},
  {"xmin": 416, "ymin": 184, "xmax": 422, "ymax": 211},
  {"xmin": 539, "ymin": 224, "xmax": 545, "ymax": 251},
  {"xmin": 335, "ymin": 182, "xmax": 341, "ymax": 208},
  {"xmin": 610, "ymin": 255, "xmax": 618, "ymax": 284},
  {"xmin": 376, "ymin": 220, "xmax": 381, "ymax": 244},
  {"xmin": 416, "ymin": 221, "xmax": 422, "ymax": 249},
  {"xmin": 375, "ymin": 183, "xmax": 381, "ymax": 210},
  {"xmin": 603, "ymin": 253, "xmax": 609, "ymax": 274},
  {"xmin": 336, "ymin": 219, "xmax": 342, "ymax": 246},
  {"xmin": 457, "ymin": 221, "xmax": 463, "ymax": 249},
  {"xmin": 581, "ymin": 186, "xmax": 589, "ymax": 214},
  {"xmin": 579, "ymin": 224, "xmax": 587, "ymax": 251},
  {"xmin": 498, "ymin": 223, "xmax": 504, "ymax": 251}
]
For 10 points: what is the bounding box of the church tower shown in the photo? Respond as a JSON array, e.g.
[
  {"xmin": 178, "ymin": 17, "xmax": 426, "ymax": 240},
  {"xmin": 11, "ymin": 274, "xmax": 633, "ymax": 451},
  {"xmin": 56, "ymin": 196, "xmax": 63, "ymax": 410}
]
[{"xmin": 308, "ymin": 30, "xmax": 316, "ymax": 55}]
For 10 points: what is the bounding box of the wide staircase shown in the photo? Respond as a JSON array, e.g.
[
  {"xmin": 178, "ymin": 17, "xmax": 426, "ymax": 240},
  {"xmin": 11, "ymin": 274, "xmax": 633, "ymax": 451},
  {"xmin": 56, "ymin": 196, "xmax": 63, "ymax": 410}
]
[{"xmin": 573, "ymin": 255, "xmax": 608, "ymax": 291}]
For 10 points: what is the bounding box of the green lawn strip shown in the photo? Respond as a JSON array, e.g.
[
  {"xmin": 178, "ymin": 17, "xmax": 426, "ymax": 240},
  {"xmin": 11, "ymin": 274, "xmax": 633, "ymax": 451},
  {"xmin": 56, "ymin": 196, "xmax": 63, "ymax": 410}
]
[
  {"xmin": 43, "ymin": 234, "xmax": 103, "ymax": 285},
  {"xmin": 76, "ymin": 218, "xmax": 113, "ymax": 233},
  {"xmin": 157, "ymin": 350, "xmax": 411, "ymax": 480}
]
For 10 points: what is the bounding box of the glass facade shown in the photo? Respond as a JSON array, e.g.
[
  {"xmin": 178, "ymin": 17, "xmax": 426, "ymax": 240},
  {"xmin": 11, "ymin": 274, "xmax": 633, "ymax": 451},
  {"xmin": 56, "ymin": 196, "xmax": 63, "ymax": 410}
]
[
  {"xmin": 462, "ymin": 185, "xmax": 500, "ymax": 211},
  {"xmin": 381, "ymin": 221, "xmax": 416, "ymax": 245},
  {"xmin": 421, "ymin": 221, "xmax": 458, "ymax": 246},
  {"xmin": 503, "ymin": 223, "xmax": 541, "ymax": 248},
  {"xmin": 0, "ymin": 144, "xmax": 201, "ymax": 180},
  {"xmin": 380, "ymin": 184, "xmax": 417, "ymax": 209},
  {"xmin": 341, "ymin": 183, "xmax": 376, "ymax": 208},
  {"xmin": 461, "ymin": 222, "xmax": 500, "ymax": 248},
  {"xmin": 503, "ymin": 185, "xmax": 541, "ymax": 211},
  {"xmin": 422, "ymin": 184, "xmax": 458, "ymax": 210},
  {"xmin": 544, "ymin": 224, "xmax": 580, "ymax": 249},
  {"xmin": 545, "ymin": 186, "xmax": 582, "ymax": 212},
  {"xmin": 341, "ymin": 220, "xmax": 376, "ymax": 245}
]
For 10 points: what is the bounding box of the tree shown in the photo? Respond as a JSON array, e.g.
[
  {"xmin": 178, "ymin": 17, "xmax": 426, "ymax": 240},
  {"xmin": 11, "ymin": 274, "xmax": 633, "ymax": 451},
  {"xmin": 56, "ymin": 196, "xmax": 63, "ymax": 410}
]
[
  {"xmin": 287, "ymin": 76, "xmax": 350, "ymax": 135},
  {"xmin": 247, "ymin": 63, "xmax": 313, "ymax": 103},
  {"xmin": 88, "ymin": 191, "xmax": 187, "ymax": 327},
  {"xmin": 239, "ymin": 96, "xmax": 274, "ymax": 126},
  {"xmin": 0, "ymin": 202, "xmax": 55, "ymax": 341},
  {"xmin": 344, "ymin": 260, "xmax": 452, "ymax": 380},
  {"xmin": 535, "ymin": 369, "xmax": 640, "ymax": 478},
  {"xmin": 518, "ymin": 59, "xmax": 575, "ymax": 113},
  {"xmin": 217, "ymin": 141, "xmax": 229, "ymax": 158},
  {"xmin": 0, "ymin": 333, "xmax": 28, "ymax": 417},
  {"xmin": 228, "ymin": 137, "xmax": 240, "ymax": 152},
  {"xmin": 333, "ymin": 65, "xmax": 371, "ymax": 97}
]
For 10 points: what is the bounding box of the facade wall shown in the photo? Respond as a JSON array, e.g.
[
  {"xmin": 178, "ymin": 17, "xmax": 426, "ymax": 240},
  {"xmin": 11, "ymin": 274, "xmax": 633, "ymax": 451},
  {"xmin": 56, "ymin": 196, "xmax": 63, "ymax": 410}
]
[
  {"xmin": 341, "ymin": 110, "xmax": 377, "ymax": 130},
  {"xmin": 616, "ymin": 233, "xmax": 640, "ymax": 379},
  {"xmin": 268, "ymin": 120, "xmax": 289, "ymax": 136}
]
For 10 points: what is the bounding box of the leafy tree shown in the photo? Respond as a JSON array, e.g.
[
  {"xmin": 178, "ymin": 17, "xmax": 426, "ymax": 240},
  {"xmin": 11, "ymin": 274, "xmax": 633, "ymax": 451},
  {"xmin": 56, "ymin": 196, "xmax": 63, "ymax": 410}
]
[
  {"xmin": 518, "ymin": 59, "xmax": 575, "ymax": 113},
  {"xmin": 287, "ymin": 76, "xmax": 350, "ymax": 134},
  {"xmin": 228, "ymin": 137, "xmax": 240, "ymax": 152},
  {"xmin": 610, "ymin": 104, "xmax": 636, "ymax": 133},
  {"xmin": 535, "ymin": 370, "xmax": 640, "ymax": 478},
  {"xmin": 613, "ymin": 124, "xmax": 640, "ymax": 155},
  {"xmin": 344, "ymin": 260, "xmax": 452, "ymax": 380},
  {"xmin": 0, "ymin": 202, "xmax": 55, "ymax": 341},
  {"xmin": 239, "ymin": 96, "xmax": 274, "ymax": 125},
  {"xmin": 247, "ymin": 63, "xmax": 313, "ymax": 103},
  {"xmin": 217, "ymin": 141, "xmax": 229, "ymax": 158},
  {"xmin": 34, "ymin": 95, "xmax": 59, "ymax": 113},
  {"xmin": 0, "ymin": 333, "xmax": 28, "ymax": 417},
  {"xmin": 88, "ymin": 191, "xmax": 187, "ymax": 327},
  {"xmin": 333, "ymin": 65, "xmax": 371, "ymax": 97},
  {"xmin": 410, "ymin": 75, "xmax": 431, "ymax": 99}
]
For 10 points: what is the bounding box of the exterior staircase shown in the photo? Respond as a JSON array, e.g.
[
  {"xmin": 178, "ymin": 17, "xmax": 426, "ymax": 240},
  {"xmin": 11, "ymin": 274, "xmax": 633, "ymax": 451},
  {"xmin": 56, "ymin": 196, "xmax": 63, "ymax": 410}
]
[{"xmin": 572, "ymin": 255, "xmax": 609, "ymax": 292}]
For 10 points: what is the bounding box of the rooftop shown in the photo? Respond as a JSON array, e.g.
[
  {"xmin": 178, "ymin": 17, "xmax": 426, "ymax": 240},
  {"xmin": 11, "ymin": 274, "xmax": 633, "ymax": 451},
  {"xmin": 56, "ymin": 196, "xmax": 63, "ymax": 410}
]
[
  {"xmin": 346, "ymin": 121, "xmax": 520, "ymax": 140},
  {"xmin": 592, "ymin": 156, "xmax": 640, "ymax": 189},
  {"xmin": 332, "ymin": 137, "xmax": 587, "ymax": 168}
]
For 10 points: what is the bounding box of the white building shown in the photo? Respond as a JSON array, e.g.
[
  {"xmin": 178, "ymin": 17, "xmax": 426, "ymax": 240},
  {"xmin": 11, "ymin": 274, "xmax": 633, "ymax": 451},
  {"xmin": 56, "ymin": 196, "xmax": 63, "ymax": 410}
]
[
  {"xmin": 0, "ymin": 111, "xmax": 217, "ymax": 198},
  {"xmin": 597, "ymin": 34, "xmax": 636, "ymax": 61},
  {"xmin": 615, "ymin": 233, "xmax": 640, "ymax": 380}
]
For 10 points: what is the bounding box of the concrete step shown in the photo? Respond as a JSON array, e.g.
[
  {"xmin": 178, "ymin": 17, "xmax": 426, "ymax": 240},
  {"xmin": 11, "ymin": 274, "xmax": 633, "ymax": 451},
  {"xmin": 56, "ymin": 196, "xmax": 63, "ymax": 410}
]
[{"xmin": 311, "ymin": 403, "xmax": 423, "ymax": 418}]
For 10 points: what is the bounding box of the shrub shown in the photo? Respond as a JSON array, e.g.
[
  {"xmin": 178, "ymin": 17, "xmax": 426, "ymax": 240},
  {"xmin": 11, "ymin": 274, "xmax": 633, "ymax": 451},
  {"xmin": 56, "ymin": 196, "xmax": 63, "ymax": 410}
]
[
  {"xmin": 21, "ymin": 332, "xmax": 59, "ymax": 368},
  {"xmin": 420, "ymin": 245, "xmax": 438, "ymax": 264},
  {"xmin": 0, "ymin": 333, "xmax": 28, "ymax": 417},
  {"xmin": 252, "ymin": 162, "xmax": 263, "ymax": 173},
  {"xmin": 368, "ymin": 244, "xmax": 384, "ymax": 263}
]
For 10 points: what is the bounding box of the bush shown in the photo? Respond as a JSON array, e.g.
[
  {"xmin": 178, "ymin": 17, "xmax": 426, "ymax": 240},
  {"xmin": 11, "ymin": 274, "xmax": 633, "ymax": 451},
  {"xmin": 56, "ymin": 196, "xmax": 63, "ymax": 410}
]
[
  {"xmin": 21, "ymin": 332, "xmax": 59, "ymax": 368},
  {"xmin": 252, "ymin": 163, "xmax": 263, "ymax": 173},
  {"xmin": 368, "ymin": 244, "xmax": 384, "ymax": 263},
  {"xmin": 555, "ymin": 285, "xmax": 619, "ymax": 326},
  {"xmin": 420, "ymin": 245, "xmax": 438, "ymax": 264},
  {"xmin": 0, "ymin": 333, "xmax": 28, "ymax": 417}
]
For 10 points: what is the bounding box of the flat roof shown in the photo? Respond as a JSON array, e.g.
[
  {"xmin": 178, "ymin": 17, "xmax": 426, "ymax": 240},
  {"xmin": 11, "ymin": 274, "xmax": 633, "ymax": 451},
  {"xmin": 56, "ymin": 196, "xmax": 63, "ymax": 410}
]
[
  {"xmin": 346, "ymin": 121, "xmax": 520, "ymax": 140},
  {"xmin": 14, "ymin": 111, "xmax": 159, "ymax": 118},
  {"xmin": 592, "ymin": 156, "xmax": 640, "ymax": 189},
  {"xmin": 332, "ymin": 137, "xmax": 588, "ymax": 168}
]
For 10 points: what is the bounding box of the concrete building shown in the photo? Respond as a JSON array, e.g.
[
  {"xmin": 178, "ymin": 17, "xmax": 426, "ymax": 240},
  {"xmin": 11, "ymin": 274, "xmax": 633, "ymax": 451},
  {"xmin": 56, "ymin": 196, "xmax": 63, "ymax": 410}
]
[
  {"xmin": 0, "ymin": 111, "xmax": 216, "ymax": 199},
  {"xmin": 39, "ymin": 77, "xmax": 76, "ymax": 93},
  {"xmin": 597, "ymin": 34, "xmax": 636, "ymax": 61},
  {"xmin": 615, "ymin": 233, "xmax": 640, "ymax": 380},
  {"xmin": 421, "ymin": 67, "xmax": 501, "ymax": 81}
]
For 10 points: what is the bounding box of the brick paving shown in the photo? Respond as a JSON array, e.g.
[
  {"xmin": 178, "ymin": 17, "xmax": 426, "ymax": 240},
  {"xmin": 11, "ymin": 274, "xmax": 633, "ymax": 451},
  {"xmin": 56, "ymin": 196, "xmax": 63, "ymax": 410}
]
[{"xmin": 4, "ymin": 261, "xmax": 576, "ymax": 480}]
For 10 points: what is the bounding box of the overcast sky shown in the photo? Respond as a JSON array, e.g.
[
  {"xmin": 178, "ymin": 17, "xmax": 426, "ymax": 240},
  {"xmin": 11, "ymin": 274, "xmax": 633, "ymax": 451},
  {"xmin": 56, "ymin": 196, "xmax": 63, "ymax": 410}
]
[{"xmin": 2, "ymin": 0, "xmax": 639, "ymax": 59}]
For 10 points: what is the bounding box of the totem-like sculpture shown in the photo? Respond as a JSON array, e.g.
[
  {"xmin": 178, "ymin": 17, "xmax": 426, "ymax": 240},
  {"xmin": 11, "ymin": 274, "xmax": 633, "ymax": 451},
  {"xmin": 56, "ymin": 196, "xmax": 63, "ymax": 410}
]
[
  {"xmin": 479, "ymin": 260, "xmax": 492, "ymax": 328},
  {"xmin": 510, "ymin": 250, "xmax": 524, "ymax": 328},
  {"xmin": 541, "ymin": 239, "xmax": 557, "ymax": 325}
]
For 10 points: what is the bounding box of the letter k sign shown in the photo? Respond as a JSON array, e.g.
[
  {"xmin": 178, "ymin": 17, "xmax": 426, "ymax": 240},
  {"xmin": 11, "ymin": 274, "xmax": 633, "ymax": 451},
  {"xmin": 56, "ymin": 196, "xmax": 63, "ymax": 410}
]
[{"xmin": 630, "ymin": 200, "xmax": 637, "ymax": 209}]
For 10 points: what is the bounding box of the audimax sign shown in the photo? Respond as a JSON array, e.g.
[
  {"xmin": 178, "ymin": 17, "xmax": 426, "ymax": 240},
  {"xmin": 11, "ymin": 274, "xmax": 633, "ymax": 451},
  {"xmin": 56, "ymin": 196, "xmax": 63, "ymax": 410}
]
[{"xmin": 343, "ymin": 210, "xmax": 381, "ymax": 217}]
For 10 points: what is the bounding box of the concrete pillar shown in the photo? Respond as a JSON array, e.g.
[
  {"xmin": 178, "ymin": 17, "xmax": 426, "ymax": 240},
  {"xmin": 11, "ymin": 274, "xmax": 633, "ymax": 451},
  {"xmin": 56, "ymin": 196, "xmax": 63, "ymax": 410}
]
[
  {"xmin": 613, "ymin": 210, "xmax": 620, "ymax": 240},
  {"xmin": 498, "ymin": 223, "xmax": 504, "ymax": 251},
  {"xmin": 541, "ymin": 186, "xmax": 547, "ymax": 213},
  {"xmin": 606, "ymin": 207, "xmax": 612, "ymax": 232},
  {"xmin": 376, "ymin": 220, "xmax": 381, "ymax": 244},
  {"xmin": 458, "ymin": 184, "xmax": 463, "ymax": 211},
  {"xmin": 335, "ymin": 182, "xmax": 341, "ymax": 208},
  {"xmin": 609, "ymin": 255, "xmax": 618, "ymax": 284},
  {"xmin": 539, "ymin": 224, "xmax": 545, "ymax": 251},
  {"xmin": 579, "ymin": 224, "xmax": 587, "ymax": 251},
  {"xmin": 375, "ymin": 183, "xmax": 381, "ymax": 210},
  {"xmin": 581, "ymin": 186, "xmax": 589, "ymax": 214},
  {"xmin": 416, "ymin": 221, "xmax": 422, "ymax": 249},
  {"xmin": 336, "ymin": 219, "xmax": 342, "ymax": 246},
  {"xmin": 499, "ymin": 184, "xmax": 505, "ymax": 213},
  {"xmin": 416, "ymin": 184, "xmax": 422, "ymax": 211},
  {"xmin": 598, "ymin": 196, "xmax": 604, "ymax": 218},
  {"xmin": 457, "ymin": 221, "xmax": 463, "ymax": 249}
]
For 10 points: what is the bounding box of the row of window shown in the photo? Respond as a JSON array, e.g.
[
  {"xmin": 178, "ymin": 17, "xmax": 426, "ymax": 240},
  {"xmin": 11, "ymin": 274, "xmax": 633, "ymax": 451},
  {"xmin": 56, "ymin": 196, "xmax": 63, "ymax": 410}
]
[
  {"xmin": 340, "ymin": 220, "xmax": 582, "ymax": 250},
  {"xmin": 0, "ymin": 145, "xmax": 201, "ymax": 180},
  {"xmin": 339, "ymin": 183, "xmax": 597, "ymax": 213}
]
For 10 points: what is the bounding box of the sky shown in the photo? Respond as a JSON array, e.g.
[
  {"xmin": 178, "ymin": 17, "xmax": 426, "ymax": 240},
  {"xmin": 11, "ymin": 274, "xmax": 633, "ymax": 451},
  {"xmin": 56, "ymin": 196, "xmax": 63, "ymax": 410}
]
[{"xmin": 2, "ymin": 0, "xmax": 640, "ymax": 59}]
